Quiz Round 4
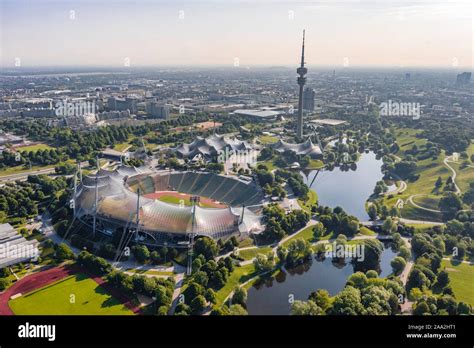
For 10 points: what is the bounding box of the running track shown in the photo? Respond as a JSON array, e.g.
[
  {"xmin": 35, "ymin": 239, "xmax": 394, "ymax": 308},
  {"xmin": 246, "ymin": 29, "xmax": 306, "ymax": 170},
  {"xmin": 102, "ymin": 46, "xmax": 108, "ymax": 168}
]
[{"xmin": 0, "ymin": 265, "xmax": 140, "ymax": 315}]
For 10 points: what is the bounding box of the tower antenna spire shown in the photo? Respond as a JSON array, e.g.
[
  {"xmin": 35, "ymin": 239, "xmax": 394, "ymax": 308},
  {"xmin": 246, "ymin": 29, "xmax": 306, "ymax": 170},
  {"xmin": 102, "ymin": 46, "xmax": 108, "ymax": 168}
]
[{"xmin": 301, "ymin": 29, "xmax": 305, "ymax": 67}]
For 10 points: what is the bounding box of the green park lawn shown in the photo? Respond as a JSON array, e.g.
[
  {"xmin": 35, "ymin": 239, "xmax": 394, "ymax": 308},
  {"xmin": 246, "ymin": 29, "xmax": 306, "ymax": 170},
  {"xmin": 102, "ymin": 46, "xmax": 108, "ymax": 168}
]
[
  {"xmin": 238, "ymin": 247, "xmax": 273, "ymax": 260},
  {"xmin": 0, "ymin": 164, "xmax": 55, "ymax": 177},
  {"xmin": 8, "ymin": 273, "xmax": 134, "ymax": 315},
  {"xmin": 297, "ymin": 189, "xmax": 318, "ymax": 213},
  {"xmin": 17, "ymin": 143, "xmax": 54, "ymax": 152},
  {"xmin": 441, "ymin": 260, "xmax": 474, "ymax": 306},
  {"xmin": 281, "ymin": 224, "xmax": 317, "ymax": 247},
  {"xmin": 258, "ymin": 135, "xmax": 278, "ymax": 144},
  {"xmin": 215, "ymin": 264, "xmax": 257, "ymax": 305},
  {"xmin": 382, "ymin": 128, "xmax": 452, "ymax": 221}
]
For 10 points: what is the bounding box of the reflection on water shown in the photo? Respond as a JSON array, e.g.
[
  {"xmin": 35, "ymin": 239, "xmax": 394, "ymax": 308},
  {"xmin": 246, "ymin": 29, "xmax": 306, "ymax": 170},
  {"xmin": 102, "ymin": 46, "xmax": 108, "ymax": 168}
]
[
  {"xmin": 246, "ymin": 243, "xmax": 397, "ymax": 315},
  {"xmin": 302, "ymin": 152, "xmax": 385, "ymax": 220}
]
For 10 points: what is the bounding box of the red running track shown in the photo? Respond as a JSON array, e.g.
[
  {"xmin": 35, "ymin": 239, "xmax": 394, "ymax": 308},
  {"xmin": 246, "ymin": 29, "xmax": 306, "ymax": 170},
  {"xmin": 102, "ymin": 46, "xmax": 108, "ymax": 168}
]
[
  {"xmin": 0, "ymin": 265, "xmax": 77, "ymax": 315},
  {"xmin": 0, "ymin": 264, "xmax": 141, "ymax": 315}
]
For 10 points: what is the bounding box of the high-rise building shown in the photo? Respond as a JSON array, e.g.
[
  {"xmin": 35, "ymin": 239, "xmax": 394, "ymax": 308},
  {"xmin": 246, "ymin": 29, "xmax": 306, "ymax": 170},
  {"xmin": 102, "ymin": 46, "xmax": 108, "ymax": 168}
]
[
  {"xmin": 146, "ymin": 101, "xmax": 170, "ymax": 119},
  {"xmin": 296, "ymin": 30, "xmax": 307, "ymax": 139},
  {"xmin": 303, "ymin": 87, "xmax": 316, "ymax": 111},
  {"xmin": 456, "ymin": 72, "xmax": 471, "ymax": 85}
]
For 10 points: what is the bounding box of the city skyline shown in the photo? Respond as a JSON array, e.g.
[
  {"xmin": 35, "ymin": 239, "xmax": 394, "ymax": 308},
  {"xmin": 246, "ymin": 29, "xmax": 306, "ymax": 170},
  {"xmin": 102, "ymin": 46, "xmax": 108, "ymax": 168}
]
[{"xmin": 1, "ymin": 0, "xmax": 472, "ymax": 68}]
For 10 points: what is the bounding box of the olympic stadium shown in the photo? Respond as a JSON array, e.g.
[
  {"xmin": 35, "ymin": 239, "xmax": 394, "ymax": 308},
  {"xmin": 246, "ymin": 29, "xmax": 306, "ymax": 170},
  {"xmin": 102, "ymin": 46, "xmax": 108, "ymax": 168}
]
[{"xmin": 73, "ymin": 165, "xmax": 265, "ymax": 246}]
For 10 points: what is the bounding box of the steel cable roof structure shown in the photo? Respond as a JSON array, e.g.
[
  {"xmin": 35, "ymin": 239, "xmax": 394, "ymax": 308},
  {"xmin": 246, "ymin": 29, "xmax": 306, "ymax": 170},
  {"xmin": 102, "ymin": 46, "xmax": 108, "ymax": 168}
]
[
  {"xmin": 271, "ymin": 138, "xmax": 322, "ymax": 158},
  {"xmin": 73, "ymin": 165, "xmax": 265, "ymax": 245},
  {"xmin": 172, "ymin": 134, "xmax": 254, "ymax": 161}
]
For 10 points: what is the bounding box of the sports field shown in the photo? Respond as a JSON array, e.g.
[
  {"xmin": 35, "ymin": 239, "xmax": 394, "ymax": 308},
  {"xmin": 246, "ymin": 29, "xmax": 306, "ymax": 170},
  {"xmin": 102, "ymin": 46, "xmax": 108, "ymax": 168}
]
[
  {"xmin": 441, "ymin": 260, "xmax": 474, "ymax": 306},
  {"xmin": 143, "ymin": 191, "xmax": 227, "ymax": 208},
  {"xmin": 8, "ymin": 273, "xmax": 134, "ymax": 315}
]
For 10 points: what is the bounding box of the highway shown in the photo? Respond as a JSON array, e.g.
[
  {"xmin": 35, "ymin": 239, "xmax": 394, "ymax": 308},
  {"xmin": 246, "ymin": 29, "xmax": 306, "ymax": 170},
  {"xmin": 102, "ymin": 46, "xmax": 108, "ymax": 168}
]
[{"xmin": 0, "ymin": 161, "xmax": 89, "ymax": 183}]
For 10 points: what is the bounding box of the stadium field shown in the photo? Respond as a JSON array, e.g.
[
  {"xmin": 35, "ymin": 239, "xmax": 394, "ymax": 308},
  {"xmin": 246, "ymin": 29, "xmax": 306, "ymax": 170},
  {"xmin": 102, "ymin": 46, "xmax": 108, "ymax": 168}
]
[
  {"xmin": 143, "ymin": 191, "xmax": 227, "ymax": 208},
  {"xmin": 8, "ymin": 273, "xmax": 134, "ymax": 315}
]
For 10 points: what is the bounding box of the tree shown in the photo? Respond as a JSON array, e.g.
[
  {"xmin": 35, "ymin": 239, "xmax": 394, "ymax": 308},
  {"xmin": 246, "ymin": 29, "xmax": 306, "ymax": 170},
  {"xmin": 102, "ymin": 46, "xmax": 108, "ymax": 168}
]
[
  {"xmin": 228, "ymin": 304, "xmax": 248, "ymax": 315},
  {"xmin": 194, "ymin": 237, "xmax": 218, "ymax": 260},
  {"xmin": 435, "ymin": 176, "xmax": 443, "ymax": 189},
  {"xmin": 0, "ymin": 278, "xmax": 10, "ymax": 291},
  {"xmin": 133, "ymin": 245, "xmax": 150, "ymax": 263},
  {"xmin": 205, "ymin": 288, "xmax": 217, "ymax": 305},
  {"xmin": 347, "ymin": 272, "xmax": 369, "ymax": 289},
  {"xmin": 276, "ymin": 245, "xmax": 288, "ymax": 263},
  {"xmin": 55, "ymin": 243, "xmax": 74, "ymax": 261},
  {"xmin": 439, "ymin": 192, "xmax": 463, "ymax": 219},
  {"xmin": 407, "ymin": 268, "xmax": 431, "ymax": 291},
  {"xmin": 192, "ymin": 271, "xmax": 209, "ymax": 287},
  {"xmin": 367, "ymin": 204, "xmax": 378, "ymax": 221},
  {"xmin": 231, "ymin": 287, "xmax": 247, "ymax": 307},
  {"xmin": 361, "ymin": 286, "xmax": 393, "ymax": 315},
  {"xmin": 353, "ymin": 239, "xmax": 383, "ymax": 272},
  {"xmin": 291, "ymin": 300, "xmax": 324, "ymax": 315},
  {"xmin": 390, "ymin": 256, "xmax": 406, "ymax": 275},
  {"xmin": 382, "ymin": 217, "xmax": 397, "ymax": 234},
  {"xmin": 436, "ymin": 270, "xmax": 450, "ymax": 288},
  {"xmin": 184, "ymin": 282, "xmax": 205, "ymax": 303},
  {"xmin": 175, "ymin": 303, "xmax": 191, "ymax": 315},
  {"xmin": 413, "ymin": 301, "xmax": 430, "ymax": 315},
  {"xmin": 312, "ymin": 223, "xmax": 326, "ymax": 239},
  {"xmin": 190, "ymin": 295, "xmax": 207, "ymax": 314},
  {"xmin": 308, "ymin": 289, "xmax": 331, "ymax": 311},
  {"xmin": 253, "ymin": 253, "xmax": 275, "ymax": 273},
  {"xmin": 329, "ymin": 286, "xmax": 365, "ymax": 315}
]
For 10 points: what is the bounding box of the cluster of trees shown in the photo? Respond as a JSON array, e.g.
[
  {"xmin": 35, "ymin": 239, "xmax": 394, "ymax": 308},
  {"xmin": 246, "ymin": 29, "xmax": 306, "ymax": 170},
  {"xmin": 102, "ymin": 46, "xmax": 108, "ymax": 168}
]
[
  {"xmin": 107, "ymin": 268, "xmax": 175, "ymax": 315},
  {"xmin": 316, "ymin": 206, "xmax": 360, "ymax": 237},
  {"xmin": 0, "ymin": 148, "xmax": 68, "ymax": 168},
  {"xmin": 462, "ymin": 182, "xmax": 474, "ymax": 208},
  {"xmin": 323, "ymin": 138, "xmax": 359, "ymax": 168},
  {"xmin": 421, "ymin": 124, "xmax": 472, "ymax": 154},
  {"xmin": 367, "ymin": 200, "xmax": 400, "ymax": 222},
  {"xmin": 253, "ymin": 253, "xmax": 276, "ymax": 273},
  {"xmin": 406, "ymin": 228, "xmax": 472, "ymax": 314},
  {"xmin": 0, "ymin": 175, "xmax": 69, "ymax": 224},
  {"xmin": 262, "ymin": 204, "xmax": 310, "ymax": 240},
  {"xmin": 373, "ymin": 180, "xmax": 388, "ymax": 196},
  {"xmin": 0, "ymin": 267, "xmax": 11, "ymax": 291},
  {"xmin": 77, "ymin": 250, "xmax": 111, "ymax": 275},
  {"xmin": 404, "ymin": 141, "xmax": 441, "ymax": 161},
  {"xmin": 177, "ymin": 256, "xmax": 236, "ymax": 315},
  {"xmin": 276, "ymin": 238, "xmax": 312, "ymax": 267},
  {"xmin": 291, "ymin": 271, "xmax": 404, "ymax": 315},
  {"xmin": 439, "ymin": 192, "xmax": 464, "ymax": 220}
]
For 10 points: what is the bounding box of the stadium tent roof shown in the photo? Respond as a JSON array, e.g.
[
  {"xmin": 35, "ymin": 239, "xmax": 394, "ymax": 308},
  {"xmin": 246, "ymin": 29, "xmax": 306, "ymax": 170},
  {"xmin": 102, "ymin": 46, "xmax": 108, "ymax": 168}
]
[
  {"xmin": 271, "ymin": 138, "xmax": 322, "ymax": 158},
  {"xmin": 172, "ymin": 134, "xmax": 253, "ymax": 160},
  {"xmin": 75, "ymin": 165, "xmax": 264, "ymax": 239}
]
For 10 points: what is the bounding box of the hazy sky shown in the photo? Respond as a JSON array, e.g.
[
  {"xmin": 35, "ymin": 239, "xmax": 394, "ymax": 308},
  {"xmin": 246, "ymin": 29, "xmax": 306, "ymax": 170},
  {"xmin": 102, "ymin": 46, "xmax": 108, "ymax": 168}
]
[{"xmin": 0, "ymin": 0, "xmax": 472, "ymax": 68}]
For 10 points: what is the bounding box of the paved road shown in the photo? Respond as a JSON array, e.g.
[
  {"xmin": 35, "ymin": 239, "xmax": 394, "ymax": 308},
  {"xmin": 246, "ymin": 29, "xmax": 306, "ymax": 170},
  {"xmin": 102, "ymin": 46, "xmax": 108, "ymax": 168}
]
[{"xmin": 0, "ymin": 161, "xmax": 89, "ymax": 183}]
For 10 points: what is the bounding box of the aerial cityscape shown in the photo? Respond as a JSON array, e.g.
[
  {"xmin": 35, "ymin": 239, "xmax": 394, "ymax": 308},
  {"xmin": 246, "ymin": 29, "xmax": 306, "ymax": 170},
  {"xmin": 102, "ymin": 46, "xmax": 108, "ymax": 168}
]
[{"xmin": 0, "ymin": 0, "xmax": 472, "ymax": 345}]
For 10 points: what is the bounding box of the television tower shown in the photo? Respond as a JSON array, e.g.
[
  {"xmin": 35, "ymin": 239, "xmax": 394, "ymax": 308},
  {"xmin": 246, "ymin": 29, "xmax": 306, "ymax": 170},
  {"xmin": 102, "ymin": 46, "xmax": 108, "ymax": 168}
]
[{"xmin": 296, "ymin": 30, "xmax": 307, "ymax": 139}]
